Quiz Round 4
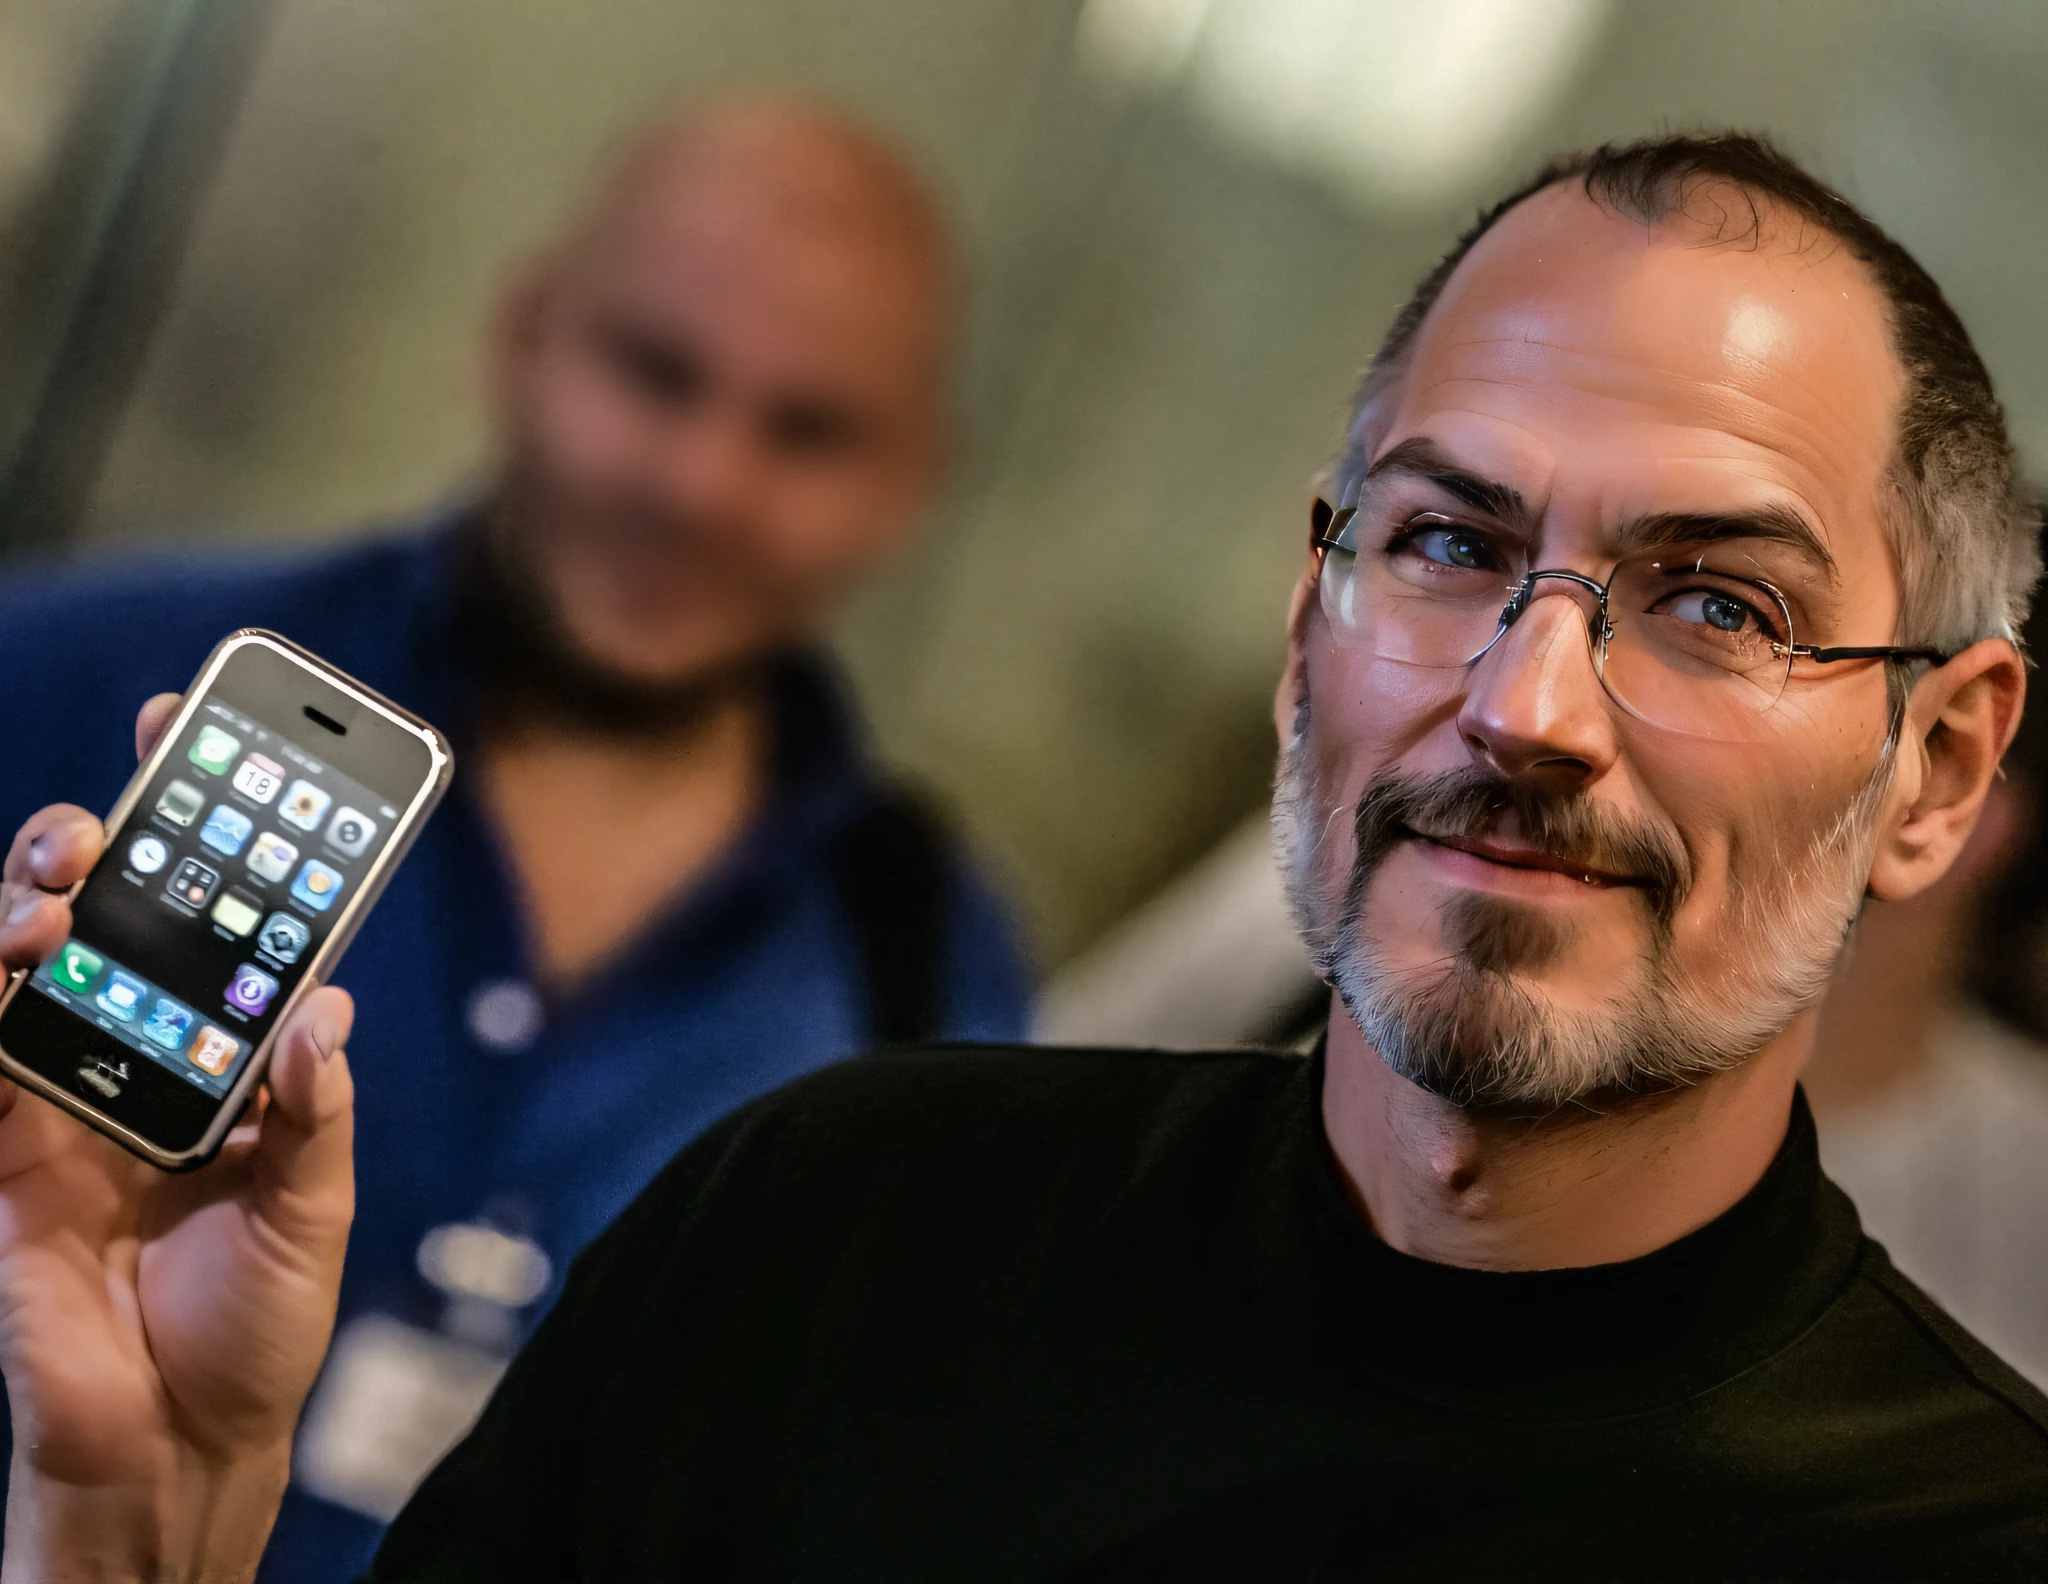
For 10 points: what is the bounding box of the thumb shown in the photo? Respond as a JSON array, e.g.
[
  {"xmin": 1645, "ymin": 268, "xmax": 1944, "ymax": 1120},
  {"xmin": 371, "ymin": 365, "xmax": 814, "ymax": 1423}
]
[{"xmin": 251, "ymin": 985, "xmax": 356, "ymax": 1267}]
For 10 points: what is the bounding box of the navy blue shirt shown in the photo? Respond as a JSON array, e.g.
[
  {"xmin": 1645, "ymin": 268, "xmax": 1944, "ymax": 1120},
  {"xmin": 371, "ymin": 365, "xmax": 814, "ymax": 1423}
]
[{"xmin": 0, "ymin": 525, "xmax": 1032, "ymax": 1580}]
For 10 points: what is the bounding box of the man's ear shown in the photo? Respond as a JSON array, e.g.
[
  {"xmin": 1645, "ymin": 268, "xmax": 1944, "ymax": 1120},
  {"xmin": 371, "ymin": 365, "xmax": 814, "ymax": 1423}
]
[
  {"xmin": 1866, "ymin": 638, "xmax": 2027, "ymax": 903},
  {"xmin": 484, "ymin": 252, "xmax": 561, "ymax": 422},
  {"xmin": 1273, "ymin": 500, "xmax": 1329, "ymax": 744}
]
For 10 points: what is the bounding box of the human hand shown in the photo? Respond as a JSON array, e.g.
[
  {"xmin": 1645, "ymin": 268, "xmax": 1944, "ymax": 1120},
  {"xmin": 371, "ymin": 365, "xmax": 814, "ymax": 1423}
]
[{"xmin": 0, "ymin": 694, "xmax": 355, "ymax": 1582}]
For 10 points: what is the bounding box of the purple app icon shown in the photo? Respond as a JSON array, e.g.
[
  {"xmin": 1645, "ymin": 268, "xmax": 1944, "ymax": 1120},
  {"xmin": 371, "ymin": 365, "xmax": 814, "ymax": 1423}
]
[{"xmin": 225, "ymin": 962, "xmax": 280, "ymax": 1017}]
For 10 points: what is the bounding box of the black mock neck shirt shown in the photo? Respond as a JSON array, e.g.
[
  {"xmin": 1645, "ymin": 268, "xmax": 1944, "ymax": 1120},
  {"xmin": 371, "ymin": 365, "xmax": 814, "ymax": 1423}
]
[{"xmin": 369, "ymin": 1047, "xmax": 2048, "ymax": 1581}]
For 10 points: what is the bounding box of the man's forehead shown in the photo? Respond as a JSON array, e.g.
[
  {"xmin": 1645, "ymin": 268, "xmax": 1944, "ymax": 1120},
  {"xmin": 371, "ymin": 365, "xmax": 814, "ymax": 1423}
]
[{"xmin": 1365, "ymin": 183, "xmax": 1905, "ymax": 563}]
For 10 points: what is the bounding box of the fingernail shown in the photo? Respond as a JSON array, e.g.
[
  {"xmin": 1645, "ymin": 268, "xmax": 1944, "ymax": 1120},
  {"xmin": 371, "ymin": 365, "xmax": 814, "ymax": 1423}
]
[
  {"xmin": 25, "ymin": 835, "xmax": 49, "ymax": 877},
  {"xmin": 310, "ymin": 1014, "xmax": 342, "ymax": 1062},
  {"xmin": 5, "ymin": 890, "xmax": 42, "ymax": 929}
]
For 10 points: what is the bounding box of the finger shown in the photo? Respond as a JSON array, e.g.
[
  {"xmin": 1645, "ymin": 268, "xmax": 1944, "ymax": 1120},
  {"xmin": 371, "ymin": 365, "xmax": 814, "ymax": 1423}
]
[
  {"xmin": 135, "ymin": 692, "xmax": 182, "ymax": 763},
  {"xmin": 251, "ymin": 986, "xmax": 356, "ymax": 1266},
  {"xmin": 3, "ymin": 804, "xmax": 104, "ymax": 891},
  {"xmin": 0, "ymin": 886, "xmax": 72, "ymax": 975}
]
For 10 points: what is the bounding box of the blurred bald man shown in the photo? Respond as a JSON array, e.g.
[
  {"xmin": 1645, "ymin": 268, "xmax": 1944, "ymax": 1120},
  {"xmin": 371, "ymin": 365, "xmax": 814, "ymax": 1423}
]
[{"xmin": 0, "ymin": 97, "xmax": 1029, "ymax": 1581}]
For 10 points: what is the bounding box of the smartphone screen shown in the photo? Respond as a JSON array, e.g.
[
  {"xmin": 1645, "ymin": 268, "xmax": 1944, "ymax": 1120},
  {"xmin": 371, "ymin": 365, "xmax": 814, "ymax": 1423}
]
[{"xmin": 0, "ymin": 633, "xmax": 448, "ymax": 1164}]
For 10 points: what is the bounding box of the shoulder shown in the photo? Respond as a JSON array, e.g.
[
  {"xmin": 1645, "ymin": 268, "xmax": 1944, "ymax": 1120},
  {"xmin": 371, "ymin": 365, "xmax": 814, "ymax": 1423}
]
[
  {"xmin": 610, "ymin": 1045, "xmax": 1303, "ymax": 1261},
  {"xmin": 1850, "ymin": 1244, "xmax": 2048, "ymax": 1446},
  {"xmin": 0, "ymin": 532, "xmax": 436, "ymax": 670},
  {"xmin": 1782, "ymin": 1238, "xmax": 2048, "ymax": 1559}
]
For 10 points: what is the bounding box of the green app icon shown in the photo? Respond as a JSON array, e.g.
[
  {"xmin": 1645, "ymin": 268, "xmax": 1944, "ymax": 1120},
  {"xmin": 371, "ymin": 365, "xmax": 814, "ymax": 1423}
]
[
  {"xmin": 49, "ymin": 941, "xmax": 104, "ymax": 994},
  {"xmin": 189, "ymin": 723, "xmax": 241, "ymax": 776}
]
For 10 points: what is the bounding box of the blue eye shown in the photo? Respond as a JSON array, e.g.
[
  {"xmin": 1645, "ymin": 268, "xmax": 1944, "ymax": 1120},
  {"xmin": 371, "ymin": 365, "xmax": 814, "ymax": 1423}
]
[
  {"xmin": 1662, "ymin": 589, "xmax": 1765, "ymax": 635},
  {"xmin": 1394, "ymin": 521, "xmax": 1506, "ymax": 573}
]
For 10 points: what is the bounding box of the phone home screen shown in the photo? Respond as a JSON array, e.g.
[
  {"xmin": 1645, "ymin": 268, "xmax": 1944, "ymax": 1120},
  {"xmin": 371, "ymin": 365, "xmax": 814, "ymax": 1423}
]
[{"xmin": 31, "ymin": 696, "xmax": 406, "ymax": 1098}]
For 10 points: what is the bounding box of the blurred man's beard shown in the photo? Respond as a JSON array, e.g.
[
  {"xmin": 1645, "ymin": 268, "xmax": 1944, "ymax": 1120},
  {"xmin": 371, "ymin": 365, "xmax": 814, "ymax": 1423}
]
[
  {"xmin": 1272, "ymin": 699, "xmax": 1891, "ymax": 1112},
  {"xmin": 455, "ymin": 479, "xmax": 767, "ymax": 738}
]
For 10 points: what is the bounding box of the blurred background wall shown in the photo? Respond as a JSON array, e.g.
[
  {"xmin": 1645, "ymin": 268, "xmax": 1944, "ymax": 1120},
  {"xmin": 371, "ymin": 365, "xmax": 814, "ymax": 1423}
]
[{"xmin": 4, "ymin": 0, "xmax": 2046, "ymax": 973}]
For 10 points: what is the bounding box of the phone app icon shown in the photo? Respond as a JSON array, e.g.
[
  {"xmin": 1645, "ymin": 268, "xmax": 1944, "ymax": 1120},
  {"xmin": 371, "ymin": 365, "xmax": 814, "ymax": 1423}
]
[
  {"xmin": 142, "ymin": 997, "xmax": 195, "ymax": 1051},
  {"xmin": 165, "ymin": 857, "xmax": 221, "ymax": 910},
  {"xmin": 290, "ymin": 859, "xmax": 343, "ymax": 913},
  {"xmin": 49, "ymin": 941, "xmax": 104, "ymax": 994},
  {"xmin": 187, "ymin": 1025, "xmax": 239, "ymax": 1077},
  {"xmin": 96, "ymin": 970, "xmax": 146, "ymax": 1023},
  {"xmin": 256, "ymin": 912, "xmax": 310, "ymax": 964},
  {"xmin": 247, "ymin": 831, "xmax": 299, "ymax": 884},
  {"xmin": 200, "ymin": 804, "xmax": 254, "ymax": 857},
  {"xmin": 156, "ymin": 780, "xmax": 204, "ymax": 827},
  {"xmin": 278, "ymin": 779, "xmax": 331, "ymax": 833},
  {"xmin": 189, "ymin": 724, "xmax": 240, "ymax": 777},
  {"xmin": 127, "ymin": 833, "xmax": 170, "ymax": 874},
  {"xmin": 324, "ymin": 807, "xmax": 378, "ymax": 859},
  {"xmin": 225, "ymin": 963, "xmax": 279, "ymax": 1017},
  {"xmin": 212, "ymin": 886, "xmax": 263, "ymax": 938},
  {"xmin": 232, "ymin": 752, "xmax": 286, "ymax": 805}
]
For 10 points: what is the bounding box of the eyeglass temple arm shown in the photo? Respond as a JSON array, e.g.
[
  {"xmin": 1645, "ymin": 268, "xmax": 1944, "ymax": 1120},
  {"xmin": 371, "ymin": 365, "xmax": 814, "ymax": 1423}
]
[{"xmin": 1788, "ymin": 643, "xmax": 1952, "ymax": 666}]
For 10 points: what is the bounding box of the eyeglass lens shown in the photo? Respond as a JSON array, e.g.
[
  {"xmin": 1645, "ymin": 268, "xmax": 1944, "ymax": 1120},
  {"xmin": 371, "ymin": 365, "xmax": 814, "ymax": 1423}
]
[{"xmin": 1317, "ymin": 521, "xmax": 1797, "ymax": 741}]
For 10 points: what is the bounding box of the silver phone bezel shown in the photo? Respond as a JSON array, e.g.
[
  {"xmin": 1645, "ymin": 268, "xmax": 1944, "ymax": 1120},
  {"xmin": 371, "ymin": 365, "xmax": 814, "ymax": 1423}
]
[{"xmin": 0, "ymin": 629, "xmax": 452, "ymax": 1169}]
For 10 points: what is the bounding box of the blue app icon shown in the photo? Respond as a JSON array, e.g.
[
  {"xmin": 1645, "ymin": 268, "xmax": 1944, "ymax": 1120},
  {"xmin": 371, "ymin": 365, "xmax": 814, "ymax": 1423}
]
[
  {"xmin": 200, "ymin": 804, "xmax": 254, "ymax": 858},
  {"xmin": 290, "ymin": 858, "xmax": 344, "ymax": 913},
  {"xmin": 96, "ymin": 970, "xmax": 147, "ymax": 1024},
  {"xmin": 142, "ymin": 996, "xmax": 195, "ymax": 1052}
]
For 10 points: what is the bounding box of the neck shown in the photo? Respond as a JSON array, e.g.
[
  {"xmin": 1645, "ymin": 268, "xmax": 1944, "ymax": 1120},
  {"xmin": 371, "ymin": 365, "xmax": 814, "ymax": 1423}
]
[
  {"xmin": 1320, "ymin": 1000, "xmax": 1808, "ymax": 1271},
  {"xmin": 1800, "ymin": 893, "xmax": 1956, "ymax": 1121}
]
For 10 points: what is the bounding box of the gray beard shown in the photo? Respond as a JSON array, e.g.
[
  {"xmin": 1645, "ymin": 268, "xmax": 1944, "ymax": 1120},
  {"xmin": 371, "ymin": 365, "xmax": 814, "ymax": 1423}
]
[{"xmin": 1270, "ymin": 705, "xmax": 1891, "ymax": 1113}]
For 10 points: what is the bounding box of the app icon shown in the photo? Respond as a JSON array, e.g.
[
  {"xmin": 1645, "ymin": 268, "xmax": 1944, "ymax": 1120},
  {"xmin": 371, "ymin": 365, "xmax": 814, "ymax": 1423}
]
[
  {"xmin": 257, "ymin": 912, "xmax": 310, "ymax": 964},
  {"xmin": 187, "ymin": 1025, "xmax": 239, "ymax": 1076},
  {"xmin": 165, "ymin": 857, "xmax": 221, "ymax": 910},
  {"xmin": 212, "ymin": 886, "xmax": 263, "ymax": 937},
  {"xmin": 290, "ymin": 859, "xmax": 344, "ymax": 913},
  {"xmin": 278, "ymin": 779, "xmax": 331, "ymax": 832},
  {"xmin": 127, "ymin": 833, "xmax": 170, "ymax": 874},
  {"xmin": 96, "ymin": 970, "xmax": 146, "ymax": 1023},
  {"xmin": 200, "ymin": 804, "xmax": 254, "ymax": 857},
  {"xmin": 231, "ymin": 752, "xmax": 286, "ymax": 805},
  {"xmin": 49, "ymin": 941, "xmax": 104, "ymax": 994},
  {"xmin": 246, "ymin": 831, "xmax": 298, "ymax": 884},
  {"xmin": 325, "ymin": 807, "xmax": 378, "ymax": 859},
  {"xmin": 156, "ymin": 780, "xmax": 204, "ymax": 827},
  {"xmin": 189, "ymin": 724, "xmax": 240, "ymax": 776},
  {"xmin": 225, "ymin": 963, "xmax": 279, "ymax": 1017},
  {"xmin": 142, "ymin": 997, "xmax": 195, "ymax": 1051}
]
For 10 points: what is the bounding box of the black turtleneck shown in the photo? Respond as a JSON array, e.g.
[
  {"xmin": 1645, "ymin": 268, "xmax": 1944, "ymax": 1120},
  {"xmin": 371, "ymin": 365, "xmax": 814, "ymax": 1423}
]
[{"xmin": 369, "ymin": 1046, "xmax": 2048, "ymax": 1582}]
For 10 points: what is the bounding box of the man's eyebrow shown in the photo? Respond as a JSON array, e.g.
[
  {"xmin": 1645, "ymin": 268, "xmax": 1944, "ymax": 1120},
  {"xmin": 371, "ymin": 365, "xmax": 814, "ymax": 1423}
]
[
  {"xmin": 1620, "ymin": 506, "xmax": 1840, "ymax": 585},
  {"xmin": 1361, "ymin": 437, "xmax": 1531, "ymax": 528}
]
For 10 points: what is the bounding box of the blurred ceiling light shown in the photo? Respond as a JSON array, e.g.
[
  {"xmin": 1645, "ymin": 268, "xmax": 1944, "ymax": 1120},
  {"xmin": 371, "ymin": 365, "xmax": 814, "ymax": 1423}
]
[{"xmin": 1076, "ymin": 0, "xmax": 1612, "ymax": 211}]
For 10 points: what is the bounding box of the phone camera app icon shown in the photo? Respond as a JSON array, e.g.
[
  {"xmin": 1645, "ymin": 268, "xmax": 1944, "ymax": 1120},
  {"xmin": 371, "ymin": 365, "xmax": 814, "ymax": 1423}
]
[
  {"xmin": 247, "ymin": 831, "xmax": 299, "ymax": 884},
  {"xmin": 325, "ymin": 807, "xmax": 377, "ymax": 858},
  {"xmin": 200, "ymin": 804, "xmax": 254, "ymax": 857},
  {"xmin": 212, "ymin": 886, "xmax": 263, "ymax": 938},
  {"xmin": 143, "ymin": 997, "xmax": 196, "ymax": 1051},
  {"xmin": 187, "ymin": 1025, "xmax": 239, "ymax": 1077},
  {"xmin": 155, "ymin": 780, "xmax": 204, "ymax": 827},
  {"xmin": 96, "ymin": 970, "xmax": 146, "ymax": 1023},
  {"xmin": 225, "ymin": 963, "xmax": 279, "ymax": 1017},
  {"xmin": 232, "ymin": 752, "xmax": 286, "ymax": 805},
  {"xmin": 189, "ymin": 724, "xmax": 240, "ymax": 777},
  {"xmin": 166, "ymin": 857, "xmax": 221, "ymax": 910},
  {"xmin": 257, "ymin": 912, "xmax": 310, "ymax": 964},
  {"xmin": 49, "ymin": 942, "xmax": 104, "ymax": 994},
  {"xmin": 279, "ymin": 779, "xmax": 331, "ymax": 833},
  {"xmin": 127, "ymin": 833, "xmax": 169, "ymax": 875},
  {"xmin": 290, "ymin": 858, "xmax": 343, "ymax": 913}
]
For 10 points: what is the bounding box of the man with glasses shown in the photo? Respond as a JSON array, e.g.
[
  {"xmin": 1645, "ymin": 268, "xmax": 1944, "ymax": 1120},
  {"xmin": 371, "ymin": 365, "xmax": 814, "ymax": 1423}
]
[{"xmin": 0, "ymin": 132, "xmax": 2043, "ymax": 1580}]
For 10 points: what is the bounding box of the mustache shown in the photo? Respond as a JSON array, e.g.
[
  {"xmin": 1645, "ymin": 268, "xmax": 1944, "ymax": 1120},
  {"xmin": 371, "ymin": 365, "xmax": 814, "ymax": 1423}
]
[{"xmin": 1351, "ymin": 767, "xmax": 1691, "ymax": 934}]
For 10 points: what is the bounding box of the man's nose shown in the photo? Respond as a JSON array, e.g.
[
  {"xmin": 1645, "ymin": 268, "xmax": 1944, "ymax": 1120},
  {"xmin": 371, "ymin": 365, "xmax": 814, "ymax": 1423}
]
[
  {"xmin": 1455, "ymin": 590, "xmax": 1619, "ymax": 787},
  {"xmin": 656, "ymin": 403, "xmax": 765, "ymax": 511}
]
